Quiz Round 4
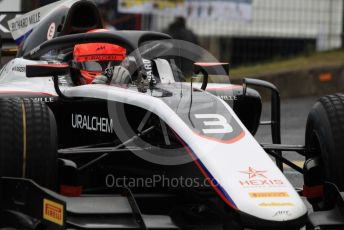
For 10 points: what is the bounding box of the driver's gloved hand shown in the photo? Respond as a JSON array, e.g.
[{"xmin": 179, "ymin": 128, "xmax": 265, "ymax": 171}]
[
  {"xmin": 92, "ymin": 74, "xmax": 110, "ymax": 84},
  {"xmin": 110, "ymin": 66, "xmax": 131, "ymax": 85},
  {"xmin": 91, "ymin": 66, "xmax": 131, "ymax": 85},
  {"xmin": 136, "ymin": 70, "xmax": 149, "ymax": 93}
]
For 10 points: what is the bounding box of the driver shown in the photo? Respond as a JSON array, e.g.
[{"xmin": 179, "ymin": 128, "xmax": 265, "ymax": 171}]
[{"xmin": 72, "ymin": 29, "xmax": 131, "ymax": 85}]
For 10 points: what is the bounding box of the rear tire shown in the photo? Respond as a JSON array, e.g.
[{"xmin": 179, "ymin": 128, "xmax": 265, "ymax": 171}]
[
  {"xmin": 0, "ymin": 98, "xmax": 58, "ymax": 190},
  {"xmin": 305, "ymin": 94, "xmax": 344, "ymax": 191}
]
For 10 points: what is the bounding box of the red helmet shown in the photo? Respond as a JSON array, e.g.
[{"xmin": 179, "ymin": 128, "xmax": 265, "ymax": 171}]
[{"xmin": 73, "ymin": 29, "xmax": 126, "ymax": 84}]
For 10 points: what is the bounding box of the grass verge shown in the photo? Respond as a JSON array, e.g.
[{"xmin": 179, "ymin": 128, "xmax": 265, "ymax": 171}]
[{"xmin": 230, "ymin": 49, "xmax": 344, "ymax": 79}]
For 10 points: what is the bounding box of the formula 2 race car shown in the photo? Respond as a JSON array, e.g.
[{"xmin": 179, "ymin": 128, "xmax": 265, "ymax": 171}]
[{"xmin": 1, "ymin": 1, "xmax": 344, "ymax": 229}]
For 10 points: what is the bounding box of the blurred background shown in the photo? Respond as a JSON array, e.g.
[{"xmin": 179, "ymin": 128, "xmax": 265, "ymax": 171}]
[{"xmin": 0, "ymin": 0, "xmax": 343, "ymax": 78}]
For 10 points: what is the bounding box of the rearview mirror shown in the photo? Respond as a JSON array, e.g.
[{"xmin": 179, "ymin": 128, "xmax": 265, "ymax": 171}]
[
  {"xmin": 193, "ymin": 62, "xmax": 229, "ymax": 90},
  {"xmin": 194, "ymin": 62, "xmax": 229, "ymax": 76},
  {"xmin": 26, "ymin": 64, "xmax": 71, "ymax": 99},
  {"xmin": 26, "ymin": 64, "xmax": 70, "ymax": 78}
]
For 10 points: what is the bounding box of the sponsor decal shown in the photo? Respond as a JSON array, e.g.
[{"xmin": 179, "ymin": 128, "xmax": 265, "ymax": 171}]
[
  {"xmin": 12, "ymin": 65, "xmax": 26, "ymax": 72},
  {"xmin": 58, "ymin": 76, "xmax": 69, "ymax": 86},
  {"xmin": 79, "ymin": 55, "xmax": 122, "ymax": 62},
  {"xmin": 43, "ymin": 199, "xmax": 64, "ymax": 226},
  {"xmin": 259, "ymin": 202, "xmax": 294, "ymax": 207},
  {"xmin": 32, "ymin": 97, "xmax": 55, "ymax": 103},
  {"xmin": 10, "ymin": 12, "xmax": 40, "ymax": 32},
  {"xmin": 249, "ymin": 192, "xmax": 289, "ymax": 198},
  {"xmin": 239, "ymin": 167, "xmax": 267, "ymax": 179},
  {"xmin": 47, "ymin": 22, "xmax": 56, "ymax": 40},
  {"xmin": 30, "ymin": 45, "xmax": 41, "ymax": 56},
  {"xmin": 142, "ymin": 59, "xmax": 157, "ymax": 84},
  {"xmin": 238, "ymin": 167, "xmax": 285, "ymax": 188},
  {"xmin": 273, "ymin": 210, "xmax": 292, "ymax": 217},
  {"xmin": 72, "ymin": 114, "xmax": 114, "ymax": 133},
  {"xmin": 8, "ymin": 0, "xmax": 76, "ymax": 44},
  {"xmin": 96, "ymin": 46, "xmax": 106, "ymax": 51},
  {"xmin": 239, "ymin": 179, "xmax": 284, "ymax": 187},
  {"xmin": 218, "ymin": 95, "xmax": 238, "ymax": 101}
]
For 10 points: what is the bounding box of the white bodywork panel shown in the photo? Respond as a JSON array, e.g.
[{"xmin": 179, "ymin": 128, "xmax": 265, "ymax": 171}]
[
  {"xmin": 63, "ymin": 84, "xmax": 307, "ymax": 221},
  {"xmin": 7, "ymin": 0, "xmax": 79, "ymax": 43},
  {"xmin": 0, "ymin": 57, "xmax": 307, "ymax": 222}
]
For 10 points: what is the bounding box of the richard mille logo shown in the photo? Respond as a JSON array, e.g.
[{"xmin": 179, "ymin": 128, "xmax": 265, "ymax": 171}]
[{"xmin": 239, "ymin": 167, "xmax": 267, "ymax": 179}]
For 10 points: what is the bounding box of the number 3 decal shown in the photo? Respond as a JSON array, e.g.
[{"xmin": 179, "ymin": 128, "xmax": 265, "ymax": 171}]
[{"xmin": 195, "ymin": 114, "xmax": 233, "ymax": 134}]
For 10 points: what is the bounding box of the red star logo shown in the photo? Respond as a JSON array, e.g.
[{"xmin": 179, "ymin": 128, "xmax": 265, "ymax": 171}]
[{"xmin": 239, "ymin": 167, "xmax": 267, "ymax": 179}]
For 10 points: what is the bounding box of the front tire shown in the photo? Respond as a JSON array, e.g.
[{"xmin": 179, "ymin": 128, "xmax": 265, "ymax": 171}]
[
  {"xmin": 305, "ymin": 94, "xmax": 344, "ymax": 191},
  {"xmin": 0, "ymin": 98, "xmax": 58, "ymax": 190}
]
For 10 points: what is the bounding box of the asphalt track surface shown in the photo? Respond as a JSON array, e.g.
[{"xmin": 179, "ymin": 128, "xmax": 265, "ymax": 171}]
[{"xmin": 255, "ymin": 96, "xmax": 319, "ymax": 188}]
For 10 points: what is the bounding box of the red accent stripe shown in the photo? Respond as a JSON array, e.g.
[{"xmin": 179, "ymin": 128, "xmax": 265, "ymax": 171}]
[
  {"xmin": 28, "ymin": 64, "xmax": 69, "ymax": 68},
  {"xmin": 0, "ymin": 90, "xmax": 56, "ymax": 96},
  {"xmin": 74, "ymin": 42, "xmax": 126, "ymax": 61},
  {"xmin": 207, "ymin": 85, "xmax": 242, "ymax": 91},
  {"xmin": 193, "ymin": 130, "xmax": 245, "ymax": 144},
  {"xmin": 60, "ymin": 185, "xmax": 82, "ymax": 197},
  {"xmin": 194, "ymin": 62, "xmax": 229, "ymax": 67},
  {"xmin": 303, "ymin": 185, "xmax": 323, "ymax": 199},
  {"xmin": 88, "ymin": 29, "xmax": 109, "ymax": 33},
  {"xmin": 75, "ymin": 55, "xmax": 125, "ymax": 62}
]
